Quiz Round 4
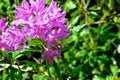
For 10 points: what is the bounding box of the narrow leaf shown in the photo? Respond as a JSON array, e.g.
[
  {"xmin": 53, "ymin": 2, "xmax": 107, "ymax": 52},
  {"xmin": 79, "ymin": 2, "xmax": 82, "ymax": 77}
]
[
  {"xmin": 54, "ymin": 61, "xmax": 62, "ymax": 80},
  {"xmin": 69, "ymin": 64, "xmax": 81, "ymax": 78}
]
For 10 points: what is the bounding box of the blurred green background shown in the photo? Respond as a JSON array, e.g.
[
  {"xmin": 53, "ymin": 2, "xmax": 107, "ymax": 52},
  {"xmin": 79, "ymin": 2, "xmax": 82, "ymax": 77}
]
[{"xmin": 0, "ymin": 0, "xmax": 120, "ymax": 80}]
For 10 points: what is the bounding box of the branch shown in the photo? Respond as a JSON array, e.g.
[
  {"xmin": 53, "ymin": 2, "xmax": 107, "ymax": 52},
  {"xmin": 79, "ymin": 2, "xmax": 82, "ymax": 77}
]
[
  {"xmin": 84, "ymin": 13, "xmax": 120, "ymax": 26},
  {"xmin": 81, "ymin": 0, "xmax": 89, "ymax": 25}
]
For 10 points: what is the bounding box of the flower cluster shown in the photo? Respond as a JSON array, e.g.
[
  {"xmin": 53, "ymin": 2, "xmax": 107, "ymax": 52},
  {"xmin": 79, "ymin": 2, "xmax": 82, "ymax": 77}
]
[{"xmin": 0, "ymin": 0, "xmax": 69, "ymax": 65}]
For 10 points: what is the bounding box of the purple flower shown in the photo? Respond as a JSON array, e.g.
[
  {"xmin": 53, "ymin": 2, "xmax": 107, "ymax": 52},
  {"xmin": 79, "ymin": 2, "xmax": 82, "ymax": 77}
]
[
  {"xmin": 1, "ymin": 25, "xmax": 27, "ymax": 50},
  {"xmin": 15, "ymin": 1, "xmax": 33, "ymax": 20},
  {"xmin": 0, "ymin": 0, "xmax": 69, "ymax": 65},
  {"xmin": 0, "ymin": 18, "xmax": 10, "ymax": 50},
  {"xmin": 0, "ymin": 37, "xmax": 10, "ymax": 50},
  {"xmin": 0, "ymin": 18, "xmax": 8, "ymax": 32},
  {"xmin": 14, "ymin": 0, "xmax": 69, "ymax": 64},
  {"xmin": 29, "ymin": 0, "xmax": 46, "ymax": 12},
  {"xmin": 44, "ymin": 49, "xmax": 61, "ymax": 65}
]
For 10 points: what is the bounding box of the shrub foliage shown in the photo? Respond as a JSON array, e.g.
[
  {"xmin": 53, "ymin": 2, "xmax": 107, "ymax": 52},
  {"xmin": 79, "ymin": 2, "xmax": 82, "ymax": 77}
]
[{"xmin": 0, "ymin": 0, "xmax": 120, "ymax": 80}]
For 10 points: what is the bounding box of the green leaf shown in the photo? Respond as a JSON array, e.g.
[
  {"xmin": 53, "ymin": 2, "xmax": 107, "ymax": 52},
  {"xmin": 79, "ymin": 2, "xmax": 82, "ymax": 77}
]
[
  {"xmin": 64, "ymin": 1, "xmax": 76, "ymax": 12},
  {"xmin": 72, "ymin": 24, "xmax": 84, "ymax": 32},
  {"xmin": 70, "ymin": 15, "xmax": 80, "ymax": 25},
  {"xmin": 89, "ymin": 11, "xmax": 98, "ymax": 17},
  {"xmin": 67, "ymin": 1, "xmax": 76, "ymax": 9},
  {"xmin": 2, "ymin": 67, "xmax": 7, "ymax": 80},
  {"xmin": 69, "ymin": 65, "xmax": 81, "ymax": 78},
  {"xmin": 54, "ymin": 61, "xmax": 62, "ymax": 80},
  {"xmin": 12, "ymin": 51, "xmax": 24, "ymax": 59},
  {"xmin": 9, "ymin": 66, "xmax": 22, "ymax": 80},
  {"xmin": 100, "ymin": 9, "xmax": 109, "ymax": 21},
  {"xmin": 110, "ymin": 65, "xmax": 119, "ymax": 75},
  {"xmin": 22, "ymin": 72, "xmax": 29, "ymax": 80},
  {"xmin": 88, "ymin": 16, "xmax": 94, "ymax": 24},
  {"xmin": 24, "ymin": 51, "xmax": 31, "ymax": 58},
  {"xmin": 113, "ymin": 17, "xmax": 120, "ymax": 23},
  {"xmin": 92, "ymin": 75, "xmax": 104, "ymax": 80},
  {"xmin": 28, "ymin": 38, "xmax": 43, "ymax": 47},
  {"xmin": 117, "ymin": 44, "xmax": 120, "ymax": 54},
  {"xmin": 49, "ymin": 67, "xmax": 55, "ymax": 78}
]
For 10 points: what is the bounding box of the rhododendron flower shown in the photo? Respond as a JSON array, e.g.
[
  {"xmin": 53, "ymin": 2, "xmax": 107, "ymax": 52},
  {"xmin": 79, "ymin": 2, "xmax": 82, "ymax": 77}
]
[{"xmin": 0, "ymin": 0, "xmax": 69, "ymax": 65}]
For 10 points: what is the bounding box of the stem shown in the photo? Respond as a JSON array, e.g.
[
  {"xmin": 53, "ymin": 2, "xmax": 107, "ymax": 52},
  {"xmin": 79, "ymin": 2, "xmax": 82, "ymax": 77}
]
[
  {"xmin": 81, "ymin": 0, "xmax": 89, "ymax": 26},
  {"xmin": 45, "ymin": 59, "xmax": 52, "ymax": 77},
  {"xmin": 54, "ymin": 60, "xmax": 62, "ymax": 80},
  {"xmin": 16, "ymin": 61, "xmax": 22, "ymax": 79},
  {"xmin": 2, "ymin": 66, "xmax": 7, "ymax": 80}
]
